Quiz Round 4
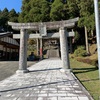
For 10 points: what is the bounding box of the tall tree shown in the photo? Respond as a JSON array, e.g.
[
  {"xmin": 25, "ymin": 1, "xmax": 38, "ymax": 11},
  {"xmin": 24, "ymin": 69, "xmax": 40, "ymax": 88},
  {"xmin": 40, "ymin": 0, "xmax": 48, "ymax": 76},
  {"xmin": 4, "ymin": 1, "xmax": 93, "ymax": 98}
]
[
  {"xmin": 18, "ymin": 0, "xmax": 30, "ymax": 22},
  {"xmin": 0, "ymin": 8, "xmax": 9, "ymax": 31},
  {"xmin": 19, "ymin": 0, "xmax": 50, "ymax": 22},
  {"xmin": 78, "ymin": 0, "xmax": 94, "ymax": 54},
  {"xmin": 50, "ymin": 0, "xmax": 79, "ymax": 21},
  {"xmin": 9, "ymin": 9, "xmax": 18, "ymax": 22},
  {"xmin": 66, "ymin": 0, "xmax": 79, "ymax": 19},
  {"xmin": 50, "ymin": 0, "xmax": 67, "ymax": 21}
]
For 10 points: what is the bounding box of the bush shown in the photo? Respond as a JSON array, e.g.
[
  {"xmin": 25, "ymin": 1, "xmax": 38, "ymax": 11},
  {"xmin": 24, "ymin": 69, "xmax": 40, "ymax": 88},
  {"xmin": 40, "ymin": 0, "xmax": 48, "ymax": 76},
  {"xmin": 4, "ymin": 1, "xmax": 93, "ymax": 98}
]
[
  {"xmin": 74, "ymin": 46, "xmax": 87, "ymax": 57},
  {"xmin": 77, "ymin": 58, "xmax": 98, "ymax": 68}
]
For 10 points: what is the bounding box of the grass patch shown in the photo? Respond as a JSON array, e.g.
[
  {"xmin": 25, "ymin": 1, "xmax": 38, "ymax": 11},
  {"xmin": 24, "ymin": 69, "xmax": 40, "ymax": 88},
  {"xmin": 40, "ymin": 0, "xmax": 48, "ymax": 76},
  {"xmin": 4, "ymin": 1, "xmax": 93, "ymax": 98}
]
[{"xmin": 70, "ymin": 58, "xmax": 100, "ymax": 100}]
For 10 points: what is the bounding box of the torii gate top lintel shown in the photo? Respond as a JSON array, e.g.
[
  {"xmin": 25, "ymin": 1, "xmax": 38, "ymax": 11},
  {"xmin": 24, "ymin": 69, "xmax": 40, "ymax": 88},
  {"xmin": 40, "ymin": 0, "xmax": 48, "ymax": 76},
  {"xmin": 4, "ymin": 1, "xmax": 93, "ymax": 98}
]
[{"xmin": 8, "ymin": 17, "xmax": 79, "ymax": 30}]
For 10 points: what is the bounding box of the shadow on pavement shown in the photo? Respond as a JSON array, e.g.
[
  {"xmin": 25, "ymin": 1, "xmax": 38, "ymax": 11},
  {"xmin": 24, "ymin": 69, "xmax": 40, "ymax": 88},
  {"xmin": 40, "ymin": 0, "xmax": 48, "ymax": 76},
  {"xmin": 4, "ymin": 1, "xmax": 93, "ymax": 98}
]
[
  {"xmin": 0, "ymin": 80, "xmax": 75, "ymax": 93},
  {"xmin": 29, "ymin": 67, "xmax": 62, "ymax": 73}
]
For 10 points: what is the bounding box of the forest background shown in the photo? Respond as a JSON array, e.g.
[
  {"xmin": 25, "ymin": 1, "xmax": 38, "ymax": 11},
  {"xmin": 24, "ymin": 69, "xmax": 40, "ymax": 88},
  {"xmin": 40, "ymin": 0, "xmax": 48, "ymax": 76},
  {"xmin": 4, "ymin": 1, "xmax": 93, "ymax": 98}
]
[
  {"xmin": 0, "ymin": 0, "xmax": 99, "ymax": 62},
  {"xmin": 0, "ymin": 0, "xmax": 98, "ymax": 54}
]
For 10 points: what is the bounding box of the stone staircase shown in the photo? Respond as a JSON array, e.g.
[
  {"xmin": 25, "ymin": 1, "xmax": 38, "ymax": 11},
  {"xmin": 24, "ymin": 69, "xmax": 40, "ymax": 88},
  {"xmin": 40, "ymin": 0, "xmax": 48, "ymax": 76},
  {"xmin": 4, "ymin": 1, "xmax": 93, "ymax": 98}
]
[{"xmin": 47, "ymin": 48, "xmax": 60, "ymax": 58}]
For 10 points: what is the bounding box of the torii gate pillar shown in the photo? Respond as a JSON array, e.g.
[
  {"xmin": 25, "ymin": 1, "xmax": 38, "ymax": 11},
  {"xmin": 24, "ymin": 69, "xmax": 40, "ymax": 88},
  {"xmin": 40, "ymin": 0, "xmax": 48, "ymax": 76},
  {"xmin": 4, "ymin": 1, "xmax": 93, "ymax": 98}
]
[
  {"xmin": 59, "ymin": 27, "xmax": 70, "ymax": 72},
  {"xmin": 16, "ymin": 29, "xmax": 29, "ymax": 74}
]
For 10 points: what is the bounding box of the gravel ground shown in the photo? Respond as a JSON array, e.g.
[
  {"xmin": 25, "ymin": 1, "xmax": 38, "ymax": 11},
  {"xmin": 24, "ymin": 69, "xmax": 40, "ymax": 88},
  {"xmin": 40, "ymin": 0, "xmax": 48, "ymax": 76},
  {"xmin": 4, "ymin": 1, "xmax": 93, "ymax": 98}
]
[{"xmin": 0, "ymin": 61, "xmax": 37, "ymax": 81}]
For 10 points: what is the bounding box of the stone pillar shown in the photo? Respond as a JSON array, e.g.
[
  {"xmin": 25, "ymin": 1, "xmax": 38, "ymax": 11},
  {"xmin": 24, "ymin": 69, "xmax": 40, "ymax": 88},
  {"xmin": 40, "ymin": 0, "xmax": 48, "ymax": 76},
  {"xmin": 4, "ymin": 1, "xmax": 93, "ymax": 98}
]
[
  {"xmin": 16, "ymin": 29, "xmax": 29, "ymax": 74},
  {"xmin": 40, "ymin": 38, "xmax": 43, "ymax": 60},
  {"xmin": 59, "ymin": 27, "xmax": 70, "ymax": 72}
]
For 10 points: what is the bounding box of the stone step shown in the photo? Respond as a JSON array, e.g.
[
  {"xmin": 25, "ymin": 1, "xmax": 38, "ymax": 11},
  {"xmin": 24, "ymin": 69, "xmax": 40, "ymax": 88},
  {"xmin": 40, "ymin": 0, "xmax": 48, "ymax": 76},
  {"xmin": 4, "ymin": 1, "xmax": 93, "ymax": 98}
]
[{"xmin": 47, "ymin": 49, "xmax": 60, "ymax": 58}]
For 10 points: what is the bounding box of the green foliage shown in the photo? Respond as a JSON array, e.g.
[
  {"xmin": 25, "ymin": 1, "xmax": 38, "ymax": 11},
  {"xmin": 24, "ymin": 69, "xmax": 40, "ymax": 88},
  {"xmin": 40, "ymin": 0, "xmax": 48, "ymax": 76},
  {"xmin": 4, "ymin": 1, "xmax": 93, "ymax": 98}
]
[
  {"xmin": 86, "ymin": 14, "xmax": 95, "ymax": 31},
  {"xmin": 0, "ymin": 8, "xmax": 9, "ymax": 31},
  {"xmin": 27, "ymin": 39, "xmax": 37, "ymax": 54},
  {"xmin": 67, "ymin": 0, "xmax": 79, "ymax": 18},
  {"xmin": 78, "ymin": 14, "xmax": 95, "ymax": 32},
  {"xmin": 28, "ymin": 39, "xmax": 36, "ymax": 45},
  {"xmin": 19, "ymin": 0, "xmax": 80, "ymax": 22},
  {"xmin": 78, "ymin": 0, "xmax": 94, "ymax": 17},
  {"xmin": 74, "ymin": 46, "xmax": 87, "ymax": 57},
  {"xmin": 74, "ymin": 31, "xmax": 80, "ymax": 42},
  {"xmin": 50, "ymin": 0, "xmax": 65, "ymax": 21},
  {"xmin": 77, "ymin": 0, "xmax": 95, "ymax": 53},
  {"xmin": 8, "ymin": 9, "xmax": 18, "ymax": 22},
  {"xmin": 78, "ymin": 0, "xmax": 94, "ymax": 31},
  {"xmin": 0, "ymin": 8, "xmax": 19, "ymax": 31},
  {"xmin": 19, "ymin": 0, "xmax": 50, "ymax": 22},
  {"xmin": 0, "ymin": 8, "xmax": 9, "ymax": 26}
]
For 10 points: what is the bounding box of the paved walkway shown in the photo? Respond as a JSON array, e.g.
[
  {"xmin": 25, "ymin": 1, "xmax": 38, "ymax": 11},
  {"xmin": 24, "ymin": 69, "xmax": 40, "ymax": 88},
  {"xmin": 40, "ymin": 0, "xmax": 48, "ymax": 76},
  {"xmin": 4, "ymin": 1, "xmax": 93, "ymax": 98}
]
[
  {"xmin": 0, "ymin": 61, "xmax": 36, "ymax": 81},
  {"xmin": 0, "ymin": 59, "xmax": 93, "ymax": 100}
]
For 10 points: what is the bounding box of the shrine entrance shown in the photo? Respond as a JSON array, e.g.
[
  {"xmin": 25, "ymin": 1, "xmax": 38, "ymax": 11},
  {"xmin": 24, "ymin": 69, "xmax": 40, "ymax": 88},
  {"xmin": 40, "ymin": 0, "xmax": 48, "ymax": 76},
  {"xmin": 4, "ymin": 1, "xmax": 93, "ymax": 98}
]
[
  {"xmin": 45, "ymin": 39, "xmax": 60, "ymax": 58},
  {"xmin": 36, "ymin": 38, "xmax": 60, "ymax": 58},
  {"xmin": 8, "ymin": 17, "xmax": 79, "ymax": 74}
]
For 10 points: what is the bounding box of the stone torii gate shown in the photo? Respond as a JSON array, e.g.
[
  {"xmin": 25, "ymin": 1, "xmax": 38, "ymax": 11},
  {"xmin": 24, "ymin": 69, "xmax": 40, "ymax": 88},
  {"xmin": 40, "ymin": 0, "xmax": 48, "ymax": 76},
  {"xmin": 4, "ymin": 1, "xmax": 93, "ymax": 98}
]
[{"xmin": 8, "ymin": 17, "xmax": 79, "ymax": 74}]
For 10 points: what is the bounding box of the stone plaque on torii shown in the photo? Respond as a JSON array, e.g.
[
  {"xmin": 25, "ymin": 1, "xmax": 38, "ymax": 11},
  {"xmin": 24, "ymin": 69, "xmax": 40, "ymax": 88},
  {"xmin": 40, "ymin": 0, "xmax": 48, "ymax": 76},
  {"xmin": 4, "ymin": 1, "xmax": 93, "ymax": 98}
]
[{"xmin": 8, "ymin": 17, "xmax": 79, "ymax": 74}]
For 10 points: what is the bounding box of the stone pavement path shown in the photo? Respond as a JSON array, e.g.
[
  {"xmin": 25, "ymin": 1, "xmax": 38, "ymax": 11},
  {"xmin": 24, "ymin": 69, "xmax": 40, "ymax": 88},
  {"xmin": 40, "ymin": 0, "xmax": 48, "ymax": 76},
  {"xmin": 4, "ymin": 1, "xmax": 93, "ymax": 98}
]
[
  {"xmin": 0, "ymin": 61, "xmax": 36, "ymax": 81},
  {"xmin": 0, "ymin": 59, "xmax": 93, "ymax": 100}
]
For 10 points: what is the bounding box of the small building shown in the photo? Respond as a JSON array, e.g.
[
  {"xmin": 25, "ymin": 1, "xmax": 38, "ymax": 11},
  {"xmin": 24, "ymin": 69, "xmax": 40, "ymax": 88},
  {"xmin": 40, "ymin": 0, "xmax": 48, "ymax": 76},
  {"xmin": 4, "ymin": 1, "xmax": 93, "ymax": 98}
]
[{"xmin": 0, "ymin": 31, "xmax": 19, "ymax": 60}]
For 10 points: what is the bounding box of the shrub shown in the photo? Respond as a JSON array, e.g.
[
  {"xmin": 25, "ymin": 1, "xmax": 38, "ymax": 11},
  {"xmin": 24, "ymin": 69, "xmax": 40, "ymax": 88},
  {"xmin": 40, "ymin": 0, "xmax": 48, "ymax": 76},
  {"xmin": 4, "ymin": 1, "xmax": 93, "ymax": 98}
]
[
  {"xmin": 74, "ymin": 46, "xmax": 87, "ymax": 57},
  {"xmin": 77, "ymin": 58, "xmax": 98, "ymax": 68}
]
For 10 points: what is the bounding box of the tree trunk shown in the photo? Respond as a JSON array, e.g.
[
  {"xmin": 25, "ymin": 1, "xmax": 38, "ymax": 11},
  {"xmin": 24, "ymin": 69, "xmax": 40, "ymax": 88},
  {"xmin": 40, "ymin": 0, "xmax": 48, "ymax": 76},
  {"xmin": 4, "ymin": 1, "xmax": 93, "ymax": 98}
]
[
  {"xmin": 91, "ymin": 30, "xmax": 94, "ymax": 38},
  {"xmin": 84, "ymin": 26, "xmax": 90, "ymax": 54}
]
